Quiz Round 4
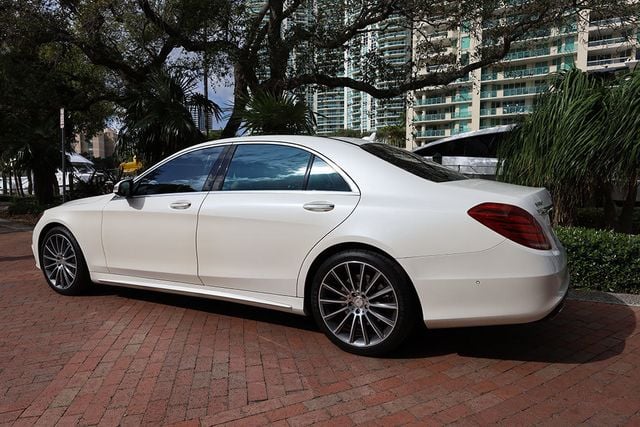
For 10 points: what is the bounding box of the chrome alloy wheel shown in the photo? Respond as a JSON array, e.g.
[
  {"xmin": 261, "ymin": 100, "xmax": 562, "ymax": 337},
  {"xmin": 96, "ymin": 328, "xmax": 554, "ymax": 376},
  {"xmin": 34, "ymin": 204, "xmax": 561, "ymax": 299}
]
[
  {"xmin": 318, "ymin": 261, "xmax": 399, "ymax": 348},
  {"xmin": 42, "ymin": 234, "xmax": 78, "ymax": 290}
]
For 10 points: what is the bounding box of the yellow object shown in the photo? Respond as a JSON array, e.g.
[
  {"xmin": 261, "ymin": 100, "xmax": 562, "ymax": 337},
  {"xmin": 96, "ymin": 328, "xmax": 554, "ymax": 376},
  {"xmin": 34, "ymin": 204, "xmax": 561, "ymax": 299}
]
[{"xmin": 119, "ymin": 155, "xmax": 143, "ymax": 173}]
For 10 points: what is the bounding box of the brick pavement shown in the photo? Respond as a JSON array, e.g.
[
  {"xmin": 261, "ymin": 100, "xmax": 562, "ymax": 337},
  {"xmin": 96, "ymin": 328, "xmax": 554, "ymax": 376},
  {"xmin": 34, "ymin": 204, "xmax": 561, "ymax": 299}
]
[{"xmin": 0, "ymin": 230, "xmax": 639, "ymax": 426}]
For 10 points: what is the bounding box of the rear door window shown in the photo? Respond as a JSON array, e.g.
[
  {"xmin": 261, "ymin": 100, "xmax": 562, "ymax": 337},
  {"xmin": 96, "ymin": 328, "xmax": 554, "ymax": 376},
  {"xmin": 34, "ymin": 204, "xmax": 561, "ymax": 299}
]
[{"xmin": 222, "ymin": 144, "xmax": 311, "ymax": 191}]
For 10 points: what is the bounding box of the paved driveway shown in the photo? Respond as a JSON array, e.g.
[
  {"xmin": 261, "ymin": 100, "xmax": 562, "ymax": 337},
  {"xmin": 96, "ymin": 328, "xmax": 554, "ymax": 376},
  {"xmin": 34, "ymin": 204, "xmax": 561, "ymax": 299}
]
[{"xmin": 0, "ymin": 230, "xmax": 639, "ymax": 426}]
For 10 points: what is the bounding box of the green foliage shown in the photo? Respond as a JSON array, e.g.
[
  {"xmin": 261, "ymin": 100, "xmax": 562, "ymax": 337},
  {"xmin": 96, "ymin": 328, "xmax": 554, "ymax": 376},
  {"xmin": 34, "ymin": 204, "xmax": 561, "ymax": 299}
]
[
  {"xmin": 0, "ymin": 3, "xmax": 114, "ymax": 204},
  {"xmin": 7, "ymin": 198, "xmax": 50, "ymax": 216},
  {"xmin": 241, "ymin": 91, "xmax": 316, "ymax": 136},
  {"xmin": 118, "ymin": 69, "xmax": 222, "ymax": 164},
  {"xmin": 575, "ymin": 208, "xmax": 640, "ymax": 234},
  {"xmin": 498, "ymin": 69, "xmax": 640, "ymax": 230},
  {"xmin": 555, "ymin": 226, "xmax": 640, "ymax": 294},
  {"xmin": 376, "ymin": 124, "xmax": 407, "ymax": 148}
]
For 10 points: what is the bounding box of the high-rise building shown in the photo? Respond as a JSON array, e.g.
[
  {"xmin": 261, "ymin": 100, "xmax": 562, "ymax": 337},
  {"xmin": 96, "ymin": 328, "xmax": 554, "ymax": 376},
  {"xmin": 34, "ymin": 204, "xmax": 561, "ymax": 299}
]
[
  {"xmin": 314, "ymin": 17, "xmax": 412, "ymax": 135},
  {"xmin": 407, "ymin": 11, "xmax": 639, "ymax": 149},
  {"xmin": 74, "ymin": 128, "xmax": 117, "ymax": 158},
  {"xmin": 189, "ymin": 105, "xmax": 213, "ymax": 133}
]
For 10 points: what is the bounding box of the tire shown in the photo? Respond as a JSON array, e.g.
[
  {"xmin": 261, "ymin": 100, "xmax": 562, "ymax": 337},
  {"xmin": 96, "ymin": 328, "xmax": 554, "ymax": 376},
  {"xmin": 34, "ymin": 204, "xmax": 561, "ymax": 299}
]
[
  {"xmin": 39, "ymin": 226, "xmax": 90, "ymax": 296},
  {"xmin": 310, "ymin": 250, "xmax": 417, "ymax": 356}
]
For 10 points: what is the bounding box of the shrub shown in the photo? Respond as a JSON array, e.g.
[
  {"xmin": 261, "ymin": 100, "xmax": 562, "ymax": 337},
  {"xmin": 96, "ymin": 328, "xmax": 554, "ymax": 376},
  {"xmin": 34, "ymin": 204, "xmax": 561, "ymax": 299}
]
[
  {"xmin": 574, "ymin": 207, "xmax": 640, "ymax": 234},
  {"xmin": 555, "ymin": 226, "xmax": 640, "ymax": 294},
  {"xmin": 7, "ymin": 197, "xmax": 45, "ymax": 215}
]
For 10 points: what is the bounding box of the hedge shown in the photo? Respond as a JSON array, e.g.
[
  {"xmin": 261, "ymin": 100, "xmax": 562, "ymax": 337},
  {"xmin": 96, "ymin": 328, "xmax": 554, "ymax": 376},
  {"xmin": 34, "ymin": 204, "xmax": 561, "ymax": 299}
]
[{"xmin": 555, "ymin": 226, "xmax": 640, "ymax": 294}]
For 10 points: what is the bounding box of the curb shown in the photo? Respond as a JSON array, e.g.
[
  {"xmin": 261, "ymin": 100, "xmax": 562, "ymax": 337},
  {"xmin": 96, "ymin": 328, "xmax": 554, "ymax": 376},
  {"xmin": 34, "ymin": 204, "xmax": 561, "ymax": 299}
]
[{"xmin": 568, "ymin": 289, "xmax": 640, "ymax": 307}]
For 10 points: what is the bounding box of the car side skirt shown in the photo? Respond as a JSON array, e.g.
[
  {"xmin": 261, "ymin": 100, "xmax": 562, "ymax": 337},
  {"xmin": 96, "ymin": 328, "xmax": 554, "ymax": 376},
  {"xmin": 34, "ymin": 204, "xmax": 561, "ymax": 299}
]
[{"xmin": 91, "ymin": 272, "xmax": 306, "ymax": 315}]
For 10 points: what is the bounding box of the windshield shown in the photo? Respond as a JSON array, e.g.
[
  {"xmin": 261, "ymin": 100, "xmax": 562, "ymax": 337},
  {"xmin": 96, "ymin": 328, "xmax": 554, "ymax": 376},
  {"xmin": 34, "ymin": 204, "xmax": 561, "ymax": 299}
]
[{"xmin": 361, "ymin": 143, "xmax": 467, "ymax": 183}]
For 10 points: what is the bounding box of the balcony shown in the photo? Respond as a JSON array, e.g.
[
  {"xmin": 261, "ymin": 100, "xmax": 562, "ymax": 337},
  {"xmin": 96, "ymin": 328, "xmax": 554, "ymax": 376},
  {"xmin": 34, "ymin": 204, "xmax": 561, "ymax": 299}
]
[
  {"xmin": 558, "ymin": 45, "xmax": 577, "ymax": 54},
  {"xmin": 415, "ymin": 97, "xmax": 446, "ymax": 106},
  {"xmin": 588, "ymin": 37, "xmax": 626, "ymax": 48},
  {"xmin": 522, "ymin": 28, "xmax": 551, "ymax": 40},
  {"xmin": 503, "ymin": 105, "xmax": 533, "ymax": 114},
  {"xmin": 381, "ymin": 40, "xmax": 409, "ymax": 48},
  {"xmin": 480, "ymin": 108, "xmax": 497, "ymax": 116},
  {"xmin": 590, "ymin": 18, "xmax": 623, "ymax": 28},
  {"xmin": 503, "ymin": 85, "xmax": 548, "ymax": 96},
  {"xmin": 451, "ymin": 111, "xmax": 472, "ymax": 119},
  {"xmin": 417, "ymin": 129, "xmax": 446, "ymax": 137},
  {"xmin": 587, "ymin": 56, "xmax": 630, "ymax": 67},
  {"xmin": 505, "ymin": 47, "xmax": 551, "ymax": 61},
  {"xmin": 414, "ymin": 113, "xmax": 447, "ymax": 122},
  {"xmin": 481, "ymin": 90, "xmax": 498, "ymax": 99},
  {"xmin": 451, "ymin": 127, "xmax": 471, "ymax": 135},
  {"xmin": 481, "ymin": 72, "xmax": 498, "ymax": 81},
  {"xmin": 452, "ymin": 94, "xmax": 472, "ymax": 102},
  {"xmin": 504, "ymin": 66, "xmax": 549, "ymax": 79}
]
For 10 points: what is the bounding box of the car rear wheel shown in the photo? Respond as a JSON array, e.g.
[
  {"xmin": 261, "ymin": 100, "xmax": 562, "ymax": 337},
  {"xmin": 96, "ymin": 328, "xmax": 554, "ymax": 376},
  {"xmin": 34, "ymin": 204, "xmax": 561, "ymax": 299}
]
[
  {"xmin": 40, "ymin": 226, "xmax": 90, "ymax": 295},
  {"xmin": 310, "ymin": 250, "xmax": 417, "ymax": 356}
]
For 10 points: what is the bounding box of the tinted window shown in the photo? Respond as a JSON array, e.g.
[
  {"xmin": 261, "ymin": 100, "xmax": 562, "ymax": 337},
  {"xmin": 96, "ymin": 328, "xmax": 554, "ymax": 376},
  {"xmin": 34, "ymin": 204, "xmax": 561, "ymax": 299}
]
[
  {"xmin": 307, "ymin": 157, "xmax": 351, "ymax": 191},
  {"xmin": 135, "ymin": 146, "xmax": 225, "ymax": 195},
  {"xmin": 222, "ymin": 144, "xmax": 311, "ymax": 191},
  {"xmin": 414, "ymin": 132, "xmax": 509, "ymax": 158},
  {"xmin": 361, "ymin": 143, "xmax": 467, "ymax": 182}
]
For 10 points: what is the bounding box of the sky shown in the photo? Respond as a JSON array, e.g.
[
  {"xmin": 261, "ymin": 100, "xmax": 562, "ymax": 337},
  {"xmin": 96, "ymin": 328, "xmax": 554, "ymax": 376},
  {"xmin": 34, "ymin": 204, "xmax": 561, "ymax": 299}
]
[{"xmin": 202, "ymin": 79, "xmax": 234, "ymax": 129}]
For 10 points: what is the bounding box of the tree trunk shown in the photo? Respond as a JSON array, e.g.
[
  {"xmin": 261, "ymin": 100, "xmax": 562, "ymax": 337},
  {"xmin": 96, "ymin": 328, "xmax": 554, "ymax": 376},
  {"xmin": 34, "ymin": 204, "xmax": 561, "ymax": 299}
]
[
  {"xmin": 33, "ymin": 167, "xmax": 56, "ymax": 205},
  {"xmin": 221, "ymin": 64, "xmax": 250, "ymax": 138},
  {"xmin": 27, "ymin": 170, "xmax": 33, "ymax": 195},
  {"xmin": 15, "ymin": 171, "xmax": 24, "ymax": 197},
  {"xmin": 8, "ymin": 168, "xmax": 13, "ymax": 195},
  {"xmin": 600, "ymin": 180, "xmax": 617, "ymax": 230},
  {"xmin": 2, "ymin": 173, "xmax": 6, "ymax": 195},
  {"xmin": 617, "ymin": 172, "xmax": 638, "ymax": 234},
  {"xmin": 552, "ymin": 195, "xmax": 576, "ymax": 226}
]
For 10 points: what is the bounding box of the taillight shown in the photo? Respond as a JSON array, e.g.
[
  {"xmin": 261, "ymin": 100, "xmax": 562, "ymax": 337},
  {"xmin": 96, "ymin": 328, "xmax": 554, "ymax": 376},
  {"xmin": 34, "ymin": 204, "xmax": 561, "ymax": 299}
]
[{"xmin": 468, "ymin": 202, "xmax": 551, "ymax": 250}]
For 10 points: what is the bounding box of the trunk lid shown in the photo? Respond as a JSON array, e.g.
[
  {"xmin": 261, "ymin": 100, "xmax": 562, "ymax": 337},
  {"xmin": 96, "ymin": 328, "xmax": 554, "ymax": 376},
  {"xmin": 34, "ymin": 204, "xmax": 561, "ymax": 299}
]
[{"xmin": 441, "ymin": 179, "xmax": 557, "ymax": 244}]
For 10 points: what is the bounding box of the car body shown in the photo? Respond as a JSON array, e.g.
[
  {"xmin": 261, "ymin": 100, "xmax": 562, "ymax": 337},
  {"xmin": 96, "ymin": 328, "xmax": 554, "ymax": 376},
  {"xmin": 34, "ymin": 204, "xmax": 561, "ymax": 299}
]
[{"xmin": 32, "ymin": 135, "xmax": 569, "ymax": 355}]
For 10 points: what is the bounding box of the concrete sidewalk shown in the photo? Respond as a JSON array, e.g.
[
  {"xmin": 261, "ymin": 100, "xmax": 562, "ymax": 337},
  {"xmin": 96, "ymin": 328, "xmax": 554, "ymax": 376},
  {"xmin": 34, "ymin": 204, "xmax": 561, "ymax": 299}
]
[{"xmin": 0, "ymin": 217, "xmax": 33, "ymax": 235}]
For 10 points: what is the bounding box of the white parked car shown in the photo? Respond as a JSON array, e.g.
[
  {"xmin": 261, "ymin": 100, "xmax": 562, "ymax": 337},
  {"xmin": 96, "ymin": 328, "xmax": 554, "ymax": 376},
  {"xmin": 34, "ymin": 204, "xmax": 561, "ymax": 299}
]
[{"xmin": 32, "ymin": 136, "xmax": 569, "ymax": 355}]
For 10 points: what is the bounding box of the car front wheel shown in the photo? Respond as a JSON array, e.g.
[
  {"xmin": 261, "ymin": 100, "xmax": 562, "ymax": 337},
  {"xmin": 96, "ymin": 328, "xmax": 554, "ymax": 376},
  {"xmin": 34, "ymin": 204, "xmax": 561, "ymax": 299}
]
[
  {"xmin": 40, "ymin": 226, "xmax": 90, "ymax": 295},
  {"xmin": 310, "ymin": 250, "xmax": 417, "ymax": 356}
]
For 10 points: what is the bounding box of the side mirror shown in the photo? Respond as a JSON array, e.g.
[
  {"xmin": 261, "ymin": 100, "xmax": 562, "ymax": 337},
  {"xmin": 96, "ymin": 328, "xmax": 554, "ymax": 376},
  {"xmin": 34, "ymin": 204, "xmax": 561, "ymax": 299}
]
[{"xmin": 113, "ymin": 179, "xmax": 133, "ymax": 197}]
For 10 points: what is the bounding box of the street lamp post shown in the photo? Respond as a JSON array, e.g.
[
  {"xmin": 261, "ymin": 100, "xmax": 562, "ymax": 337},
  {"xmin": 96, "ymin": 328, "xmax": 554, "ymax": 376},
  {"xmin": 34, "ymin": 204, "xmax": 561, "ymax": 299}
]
[{"xmin": 60, "ymin": 108, "xmax": 66, "ymax": 203}]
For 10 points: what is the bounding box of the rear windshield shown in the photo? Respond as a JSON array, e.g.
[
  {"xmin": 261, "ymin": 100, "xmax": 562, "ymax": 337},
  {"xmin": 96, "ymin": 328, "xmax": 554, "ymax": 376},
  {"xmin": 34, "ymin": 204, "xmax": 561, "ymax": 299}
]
[{"xmin": 361, "ymin": 143, "xmax": 467, "ymax": 183}]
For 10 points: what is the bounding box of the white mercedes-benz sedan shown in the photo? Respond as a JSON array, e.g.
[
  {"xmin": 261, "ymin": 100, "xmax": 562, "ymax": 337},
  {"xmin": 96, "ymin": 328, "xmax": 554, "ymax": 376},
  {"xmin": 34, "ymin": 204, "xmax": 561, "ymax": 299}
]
[{"xmin": 32, "ymin": 136, "xmax": 569, "ymax": 355}]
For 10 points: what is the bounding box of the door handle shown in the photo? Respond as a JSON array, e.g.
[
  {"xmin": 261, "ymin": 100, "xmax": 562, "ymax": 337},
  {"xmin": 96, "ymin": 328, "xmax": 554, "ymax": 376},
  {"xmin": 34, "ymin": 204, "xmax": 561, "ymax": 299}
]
[
  {"xmin": 170, "ymin": 201, "xmax": 192, "ymax": 210},
  {"xmin": 303, "ymin": 201, "xmax": 335, "ymax": 212}
]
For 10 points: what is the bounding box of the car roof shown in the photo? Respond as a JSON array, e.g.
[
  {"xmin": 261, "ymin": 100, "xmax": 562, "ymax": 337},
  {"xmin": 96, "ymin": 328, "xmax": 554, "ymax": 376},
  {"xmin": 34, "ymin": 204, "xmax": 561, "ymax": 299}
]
[{"xmin": 186, "ymin": 135, "xmax": 373, "ymax": 154}]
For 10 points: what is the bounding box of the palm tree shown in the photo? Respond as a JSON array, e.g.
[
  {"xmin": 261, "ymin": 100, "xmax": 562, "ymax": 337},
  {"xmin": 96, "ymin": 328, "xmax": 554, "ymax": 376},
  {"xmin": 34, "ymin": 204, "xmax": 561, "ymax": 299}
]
[
  {"xmin": 376, "ymin": 124, "xmax": 407, "ymax": 148},
  {"xmin": 498, "ymin": 68, "xmax": 640, "ymax": 232},
  {"xmin": 240, "ymin": 91, "xmax": 316, "ymax": 135},
  {"xmin": 118, "ymin": 69, "xmax": 222, "ymax": 165}
]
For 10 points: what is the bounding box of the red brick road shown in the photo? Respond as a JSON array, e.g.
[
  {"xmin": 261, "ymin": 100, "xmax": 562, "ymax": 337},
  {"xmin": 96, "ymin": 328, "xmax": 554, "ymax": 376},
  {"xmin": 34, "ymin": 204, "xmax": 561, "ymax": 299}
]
[{"xmin": 1, "ymin": 231, "xmax": 639, "ymax": 426}]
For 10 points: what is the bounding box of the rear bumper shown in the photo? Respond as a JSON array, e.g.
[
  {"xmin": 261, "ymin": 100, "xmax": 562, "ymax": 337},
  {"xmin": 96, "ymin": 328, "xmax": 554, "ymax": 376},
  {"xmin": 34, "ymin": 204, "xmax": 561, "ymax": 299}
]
[
  {"xmin": 537, "ymin": 285, "xmax": 569, "ymax": 322},
  {"xmin": 398, "ymin": 240, "xmax": 570, "ymax": 329}
]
